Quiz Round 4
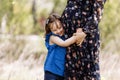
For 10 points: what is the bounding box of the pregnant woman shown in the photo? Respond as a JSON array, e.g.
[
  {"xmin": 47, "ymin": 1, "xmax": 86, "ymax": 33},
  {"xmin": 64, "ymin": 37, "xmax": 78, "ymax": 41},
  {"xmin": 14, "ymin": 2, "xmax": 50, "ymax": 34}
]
[{"xmin": 61, "ymin": 0, "xmax": 106, "ymax": 80}]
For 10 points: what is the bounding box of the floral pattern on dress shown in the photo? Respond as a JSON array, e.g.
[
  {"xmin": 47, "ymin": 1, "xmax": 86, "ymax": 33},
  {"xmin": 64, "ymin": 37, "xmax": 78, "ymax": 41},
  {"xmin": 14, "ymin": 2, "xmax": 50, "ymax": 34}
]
[{"xmin": 61, "ymin": 0, "xmax": 106, "ymax": 80}]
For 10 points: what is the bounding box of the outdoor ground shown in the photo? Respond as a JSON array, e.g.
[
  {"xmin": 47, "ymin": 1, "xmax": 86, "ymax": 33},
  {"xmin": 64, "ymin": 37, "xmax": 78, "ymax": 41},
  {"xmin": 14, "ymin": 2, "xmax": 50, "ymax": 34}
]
[{"xmin": 0, "ymin": 35, "xmax": 120, "ymax": 80}]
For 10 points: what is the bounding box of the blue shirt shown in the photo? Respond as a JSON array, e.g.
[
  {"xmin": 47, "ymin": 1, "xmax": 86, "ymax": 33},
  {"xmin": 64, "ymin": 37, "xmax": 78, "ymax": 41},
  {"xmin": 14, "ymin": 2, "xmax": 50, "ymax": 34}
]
[{"xmin": 44, "ymin": 32, "xmax": 66, "ymax": 77}]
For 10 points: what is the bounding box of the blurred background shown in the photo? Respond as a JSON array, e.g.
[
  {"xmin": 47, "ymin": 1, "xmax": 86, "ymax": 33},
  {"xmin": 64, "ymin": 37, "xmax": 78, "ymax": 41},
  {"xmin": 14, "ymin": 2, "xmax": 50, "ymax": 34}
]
[{"xmin": 0, "ymin": 0, "xmax": 120, "ymax": 80}]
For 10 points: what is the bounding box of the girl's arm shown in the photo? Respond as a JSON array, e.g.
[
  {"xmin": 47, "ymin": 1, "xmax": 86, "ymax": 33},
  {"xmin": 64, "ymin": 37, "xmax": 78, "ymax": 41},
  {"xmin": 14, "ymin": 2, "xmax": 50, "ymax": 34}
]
[
  {"xmin": 50, "ymin": 35, "xmax": 76, "ymax": 47},
  {"xmin": 50, "ymin": 33, "xmax": 85, "ymax": 47},
  {"xmin": 75, "ymin": 28, "xmax": 86, "ymax": 45},
  {"xmin": 82, "ymin": 0, "xmax": 106, "ymax": 34}
]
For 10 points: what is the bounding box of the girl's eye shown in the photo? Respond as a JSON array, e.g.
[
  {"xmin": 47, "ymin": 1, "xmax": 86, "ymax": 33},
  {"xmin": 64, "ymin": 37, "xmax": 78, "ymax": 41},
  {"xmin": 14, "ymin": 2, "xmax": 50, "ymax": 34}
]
[{"xmin": 58, "ymin": 26, "xmax": 62, "ymax": 29}]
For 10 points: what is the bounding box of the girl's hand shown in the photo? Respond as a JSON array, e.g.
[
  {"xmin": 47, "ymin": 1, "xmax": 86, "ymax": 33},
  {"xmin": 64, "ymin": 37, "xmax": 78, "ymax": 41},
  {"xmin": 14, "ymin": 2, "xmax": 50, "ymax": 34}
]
[
  {"xmin": 76, "ymin": 28, "xmax": 82, "ymax": 33},
  {"xmin": 74, "ymin": 28, "xmax": 86, "ymax": 45},
  {"xmin": 73, "ymin": 28, "xmax": 83, "ymax": 36}
]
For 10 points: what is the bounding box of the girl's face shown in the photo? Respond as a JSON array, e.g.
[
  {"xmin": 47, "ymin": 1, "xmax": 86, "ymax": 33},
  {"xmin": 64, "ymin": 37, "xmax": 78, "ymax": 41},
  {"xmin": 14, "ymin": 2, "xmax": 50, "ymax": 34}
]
[{"xmin": 50, "ymin": 20, "xmax": 64, "ymax": 36}]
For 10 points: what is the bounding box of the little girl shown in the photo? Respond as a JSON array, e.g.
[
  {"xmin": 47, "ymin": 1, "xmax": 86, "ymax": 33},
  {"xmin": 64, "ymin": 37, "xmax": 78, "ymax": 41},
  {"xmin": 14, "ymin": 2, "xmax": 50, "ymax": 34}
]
[{"xmin": 44, "ymin": 13, "xmax": 86, "ymax": 80}]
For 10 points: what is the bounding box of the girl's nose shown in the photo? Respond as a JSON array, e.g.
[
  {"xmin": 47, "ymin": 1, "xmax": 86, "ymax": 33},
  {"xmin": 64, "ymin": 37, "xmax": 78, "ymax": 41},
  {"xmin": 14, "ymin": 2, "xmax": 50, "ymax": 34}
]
[{"xmin": 57, "ymin": 30, "xmax": 61, "ymax": 33}]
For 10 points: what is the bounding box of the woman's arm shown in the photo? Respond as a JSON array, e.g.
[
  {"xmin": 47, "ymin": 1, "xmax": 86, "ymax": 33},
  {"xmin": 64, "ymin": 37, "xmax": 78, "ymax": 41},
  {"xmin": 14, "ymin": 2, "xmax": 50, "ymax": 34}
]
[{"xmin": 82, "ymin": 0, "xmax": 106, "ymax": 34}]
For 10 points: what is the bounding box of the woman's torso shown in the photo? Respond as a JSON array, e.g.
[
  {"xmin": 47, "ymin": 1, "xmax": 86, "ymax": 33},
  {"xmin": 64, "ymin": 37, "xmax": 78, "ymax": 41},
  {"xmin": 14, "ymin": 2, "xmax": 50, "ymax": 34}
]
[{"xmin": 61, "ymin": 0, "xmax": 94, "ymax": 37}]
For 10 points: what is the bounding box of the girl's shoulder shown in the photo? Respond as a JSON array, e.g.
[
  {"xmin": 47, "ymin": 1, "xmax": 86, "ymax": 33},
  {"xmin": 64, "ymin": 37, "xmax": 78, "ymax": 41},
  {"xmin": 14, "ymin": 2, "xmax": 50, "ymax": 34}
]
[
  {"xmin": 45, "ymin": 32, "xmax": 60, "ymax": 42},
  {"xmin": 45, "ymin": 32, "xmax": 52, "ymax": 42},
  {"xmin": 45, "ymin": 32, "xmax": 57, "ymax": 49},
  {"xmin": 50, "ymin": 33, "xmax": 65, "ymax": 40},
  {"xmin": 51, "ymin": 32, "xmax": 60, "ymax": 37}
]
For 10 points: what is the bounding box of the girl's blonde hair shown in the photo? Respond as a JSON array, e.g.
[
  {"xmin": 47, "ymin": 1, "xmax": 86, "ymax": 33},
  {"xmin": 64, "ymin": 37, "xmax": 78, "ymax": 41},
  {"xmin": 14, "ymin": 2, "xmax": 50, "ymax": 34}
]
[{"xmin": 45, "ymin": 13, "xmax": 61, "ymax": 36}]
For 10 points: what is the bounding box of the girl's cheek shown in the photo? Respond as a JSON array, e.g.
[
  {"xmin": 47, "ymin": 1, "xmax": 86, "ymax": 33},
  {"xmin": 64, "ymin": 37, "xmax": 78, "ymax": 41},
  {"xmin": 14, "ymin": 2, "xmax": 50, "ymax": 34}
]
[{"xmin": 61, "ymin": 30, "xmax": 64, "ymax": 36}]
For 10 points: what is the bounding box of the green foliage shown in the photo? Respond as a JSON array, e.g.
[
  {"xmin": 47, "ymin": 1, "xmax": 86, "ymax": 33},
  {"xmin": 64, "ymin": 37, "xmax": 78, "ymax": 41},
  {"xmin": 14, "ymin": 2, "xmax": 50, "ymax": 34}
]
[
  {"xmin": 0, "ymin": 0, "xmax": 120, "ymax": 50},
  {"xmin": 100, "ymin": 0, "xmax": 120, "ymax": 48},
  {"xmin": 51, "ymin": 0, "xmax": 67, "ymax": 14},
  {"xmin": 0, "ymin": 0, "xmax": 67, "ymax": 35}
]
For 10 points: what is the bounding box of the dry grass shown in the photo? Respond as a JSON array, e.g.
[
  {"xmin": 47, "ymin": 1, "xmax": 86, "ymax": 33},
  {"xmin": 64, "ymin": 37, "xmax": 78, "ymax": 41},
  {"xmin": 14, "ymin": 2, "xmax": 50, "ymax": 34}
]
[
  {"xmin": 0, "ymin": 60, "xmax": 44, "ymax": 80},
  {"xmin": 0, "ymin": 34, "xmax": 120, "ymax": 80},
  {"xmin": 100, "ymin": 52, "xmax": 120, "ymax": 80},
  {"xmin": 0, "ymin": 34, "xmax": 46, "ymax": 80}
]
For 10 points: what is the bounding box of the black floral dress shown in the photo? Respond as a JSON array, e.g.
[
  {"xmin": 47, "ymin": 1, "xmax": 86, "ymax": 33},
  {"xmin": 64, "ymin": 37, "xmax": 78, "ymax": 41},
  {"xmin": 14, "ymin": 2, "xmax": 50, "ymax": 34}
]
[{"xmin": 61, "ymin": 0, "xmax": 106, "ymax": 80}]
